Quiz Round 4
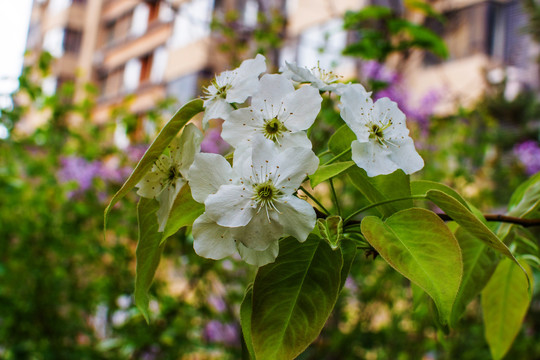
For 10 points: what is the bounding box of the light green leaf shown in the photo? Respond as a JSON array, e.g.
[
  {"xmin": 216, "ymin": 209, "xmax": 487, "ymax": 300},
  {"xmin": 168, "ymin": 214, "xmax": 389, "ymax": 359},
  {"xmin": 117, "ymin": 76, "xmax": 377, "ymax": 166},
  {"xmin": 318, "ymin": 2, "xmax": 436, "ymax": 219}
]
[
  {"xmin": 104, "ymin": 99, "xmax": 204, "ymax": 230},
  {"xmin": 348, "ymin": 167, "xmax": 396, "ymax": 218},
  {"xmin": 161, "ymin": 184, "xmax": 204, "ymax": 242},
  {"xmin": 426, "ymin": 190, "xmax": 525, "ymax": 275},
  {"xmin": 309, "ymin": 161, "xmax": 355, "ymax": 188},
  {"xmin": 135, "ymin": 197, "xmax": 165, "ymax": 323},
  {"xmin": 482, "ymin": 258, "xmax": 533, "ymax": 360},
  {"xmin": 411, "ymin": 180, "xmax": 469, "ymax": 208},
  {"xmin": 317, "ymin": 215, "xmax": 343, "ymax": 250},
  {"xmin": 370, "ymin": 169, "xmax": 412, "ymax": 212},
  {"xmin": 361, "ymin": 208, "xmax": 462, "ymax": 324},
  {"xmin": 499, "ymin": 172, "xmax": 540, "ymax": 240},
  {"xmin": 240, "ymin": 284, "xmax": 256, "ymax": 360},
  {"xmin": 450, "ymin": 227, "xmax": 499, "ymax": 327},
  {"xmin": 251, "ymin": 235, "xmax": 343, "ymax": 360}
]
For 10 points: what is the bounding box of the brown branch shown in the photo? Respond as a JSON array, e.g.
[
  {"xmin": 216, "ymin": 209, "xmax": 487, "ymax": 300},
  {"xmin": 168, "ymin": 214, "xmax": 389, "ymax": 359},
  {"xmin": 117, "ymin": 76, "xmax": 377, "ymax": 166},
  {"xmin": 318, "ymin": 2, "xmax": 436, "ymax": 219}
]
[{"xmin": 436, "ymin": 213, "xmax": 540, "ymax": 227}]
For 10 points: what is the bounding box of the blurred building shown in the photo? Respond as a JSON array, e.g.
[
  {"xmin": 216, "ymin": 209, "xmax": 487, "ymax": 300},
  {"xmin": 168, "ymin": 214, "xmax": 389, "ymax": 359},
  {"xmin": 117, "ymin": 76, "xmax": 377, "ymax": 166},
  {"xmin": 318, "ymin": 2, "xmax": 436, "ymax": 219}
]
[{"xmin": 24, "ymin": 0, "xmax": 538, "ymax": 126}]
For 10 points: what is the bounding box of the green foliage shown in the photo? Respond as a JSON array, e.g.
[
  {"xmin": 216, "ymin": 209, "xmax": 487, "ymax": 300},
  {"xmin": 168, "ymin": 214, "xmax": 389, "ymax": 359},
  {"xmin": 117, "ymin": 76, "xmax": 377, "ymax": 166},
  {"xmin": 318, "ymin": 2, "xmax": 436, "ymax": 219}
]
[
  {"xmin": 135, "ymin": 198, "xmax": 165, "ymax": 323},
  {"xmin": 361, "ymin": 208, "xmax": 463, "ymax": 324},
  {"xmin": 317, "ymin": 215, "xmax": 344, "ymax": 250},
  {"xmin": 310, "ymin": 161, "xmax": 355, "ymax": 188},
  {"xmin": 482, "ymin": 259, "xmax": 533, "ymax": 360},
  {"xmin": 249, "ymin": 236, "xmax": 343, "ymax": 359}
]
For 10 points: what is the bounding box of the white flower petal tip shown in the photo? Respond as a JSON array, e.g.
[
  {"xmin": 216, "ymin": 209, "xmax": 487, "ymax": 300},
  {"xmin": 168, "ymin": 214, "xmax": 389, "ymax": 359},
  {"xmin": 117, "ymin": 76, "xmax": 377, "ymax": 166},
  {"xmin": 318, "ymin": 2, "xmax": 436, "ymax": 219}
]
[
  {"xmin": 281, "ymin": 61, "xmax": 344, "ymax": 92},
  {"xmin": 340, "ymin": 87, "xmax": 424, "ymax": 177},
  {"xmin": 221, "ymin": 73, "xmax": 321, "ymax": 149},
  {"xmin": 202, "ymin": 54, "xmax": 267, "ymax": 127},
  {"xmin": 135, "ymin": 124, "xmax": 202, "ymax": 230}
]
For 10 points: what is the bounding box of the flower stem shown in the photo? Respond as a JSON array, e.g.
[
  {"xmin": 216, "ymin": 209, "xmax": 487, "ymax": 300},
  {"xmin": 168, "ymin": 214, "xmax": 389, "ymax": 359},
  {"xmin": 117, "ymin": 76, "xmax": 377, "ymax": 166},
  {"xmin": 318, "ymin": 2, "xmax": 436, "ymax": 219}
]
[
  {"xmin": 298, "ymin": 185, "xmax": 330, "ymax": 216},
  {"xmin": 323, "ymin": 148, "xmax": 351, "ymax": 165},
  {"xmin": 344, "ymin": 195, "xmax": 427, "ymax": 223},
  {"xmin": 329, "ymin": 178, "xmax": 341, "ymax": 217}
]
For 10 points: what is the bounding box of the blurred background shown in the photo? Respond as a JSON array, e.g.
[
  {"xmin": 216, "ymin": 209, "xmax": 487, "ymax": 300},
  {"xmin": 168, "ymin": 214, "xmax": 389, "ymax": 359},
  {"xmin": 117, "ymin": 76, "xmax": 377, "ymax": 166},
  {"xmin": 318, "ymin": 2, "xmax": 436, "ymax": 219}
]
[{"xmin": 1, "ymin": 0, "xmax": 540, "ymax": 359}]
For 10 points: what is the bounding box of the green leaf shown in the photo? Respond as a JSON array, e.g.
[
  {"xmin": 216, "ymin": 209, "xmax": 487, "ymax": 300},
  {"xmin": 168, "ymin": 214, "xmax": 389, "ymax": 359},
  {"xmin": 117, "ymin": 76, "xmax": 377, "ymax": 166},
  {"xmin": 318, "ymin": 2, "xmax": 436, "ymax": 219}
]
[
  {"xmin": 240, "ymin": 284, "xmax": 256, "ymax": 360},
  {"xmin": 135, "ymin": 197, "xmax": 165, "ymax": 323},
  {"xmin": 309, "ymin": 161, "xmax": 355, "ymax": 188},
  {"xmin": 411, "ymin": 180, "xmax": 469, "ymax": 208},
  {"xmin": 339, "ymin": 239, "xmax": 357, "ymax": 292},
  {"xmin": 251, "ymin": 235, "xmax": 343, "ymax": 360},
  {"xmin": 499, "ymin": 172, "xmax": 540, "ymax": 240},
  {"xmin": 450, "ymin": 227, "xmax": 499, "ymax": 327},
  {"xmin": 104, "ymin": 99, "xmax": 204, "ymax": 230},
  {"xmin": 317, "ymin": 216, "xmax": 343, "ymax": 250},
  {"xmin": 361, "ymin": 208, "xmax": 462, "ymax": 324},
  {"xmin": 426, "ymin": 190, "xmax": 525, "ymax": 276},
  {"xmin": 370, "ymin": 170, "xmax": 412, "ymax": 212},
  {"xmin": 347, "ymin": 168, "xmax": 396, "ymax": 218},
  {"xmin": 161, "ymin": 184, "xmax": 204, "ymax": 242},
  {"xmin": 328, "ymin": 125, "xmax": 355, "ymax": 159},
  {"xmin": 482, "ymin": 258, "xmax": 533, "ymax": 360}
]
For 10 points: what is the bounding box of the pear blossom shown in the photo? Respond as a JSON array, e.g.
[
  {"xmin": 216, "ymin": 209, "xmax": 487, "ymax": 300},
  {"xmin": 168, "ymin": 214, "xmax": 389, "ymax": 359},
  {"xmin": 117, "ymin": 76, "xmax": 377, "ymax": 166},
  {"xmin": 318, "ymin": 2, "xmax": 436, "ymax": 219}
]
[
  {"xmin": 203, "ymin": 54, "xmax": 266, "ymax": 128},
  {"xmin": 221, "ymin": 74, "xmax": 322, "ymax": 149},
  {"xmin": 136, "ymin": 124, "xmax": 203, "ymax": 231},
  {"xmin": 339, "ymin": 84, "xmax": 424, "ymax": 177},
  {"xmin": 280, "ymin": 61, "xmax": 346, "ymax": 93},
  {"xmin": 188, "ymin": 137, "xmax": 319, "ymax": 266}
]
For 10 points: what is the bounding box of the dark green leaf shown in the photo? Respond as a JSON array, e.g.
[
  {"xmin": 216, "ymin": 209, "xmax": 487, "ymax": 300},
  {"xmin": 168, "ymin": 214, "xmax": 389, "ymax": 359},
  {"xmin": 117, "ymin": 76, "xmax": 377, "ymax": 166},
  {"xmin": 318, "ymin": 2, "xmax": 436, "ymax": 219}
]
[
  {"xmin": 410, "ymin": 180, "xmax": 469, "ymax": 208},
  {"xmin": 104, "ymin": 99, "xmax": 204, "ymax": 230},
  {"xmin": 251, "ymin": 235, "xmax": 342, "ymax": 360},
  {"xmin": 328, "ymin": 124, "xmax": 355, "ymax": 158},
  {"xmin": 482, "ymin": 259, "xmax": 533, "ymax": 360},
  {"xmin": 361, "ymin": 208, "xmax": 462, "ymax": 324},
  {"xmin": 339, "ymin": 239, "xmax": 357, "ymax": 291},
  {"xmin": 240, "ymin": 284, "xmax": 256, "ymax": 360},
  {"xmin": 135, "ymin": 197, "xmax": 165, "ymax": 323}
]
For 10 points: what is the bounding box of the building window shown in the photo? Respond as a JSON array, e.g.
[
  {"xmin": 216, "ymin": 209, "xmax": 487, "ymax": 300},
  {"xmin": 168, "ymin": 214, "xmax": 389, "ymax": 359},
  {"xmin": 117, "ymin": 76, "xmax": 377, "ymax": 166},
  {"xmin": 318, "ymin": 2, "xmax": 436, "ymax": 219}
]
[
  {"xmin": 171, "ymin": 0, "xmax": 214, "ymax": 48},
  {"xmin": 72, "ymin": 0, "xmax": 87, "ymax": 4},
  {"xmin": 63, "ymin": 28, "xmax": 82, "ymax": 53},
  {"xmin": 130, "ymin": 3, "xmax": 149, "ymax": 37},
  {"xmin": 140, "ymin": 53, "xmax": 154, "ymax": 84},
  {"xmin": 43, "ymin": 27, "xmax": 65, "ymax": 57},
  {"xmin": 297, "ymin": 18, "xmax": 347, "ymax": 69}
]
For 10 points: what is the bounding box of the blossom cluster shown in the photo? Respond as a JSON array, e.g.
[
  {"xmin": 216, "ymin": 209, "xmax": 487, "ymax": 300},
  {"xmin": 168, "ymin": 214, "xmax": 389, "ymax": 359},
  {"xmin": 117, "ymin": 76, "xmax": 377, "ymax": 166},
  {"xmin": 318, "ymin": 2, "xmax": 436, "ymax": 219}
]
[{"xmin": 135, "ymin": 55, "xmax": 424, "ymax": 266}]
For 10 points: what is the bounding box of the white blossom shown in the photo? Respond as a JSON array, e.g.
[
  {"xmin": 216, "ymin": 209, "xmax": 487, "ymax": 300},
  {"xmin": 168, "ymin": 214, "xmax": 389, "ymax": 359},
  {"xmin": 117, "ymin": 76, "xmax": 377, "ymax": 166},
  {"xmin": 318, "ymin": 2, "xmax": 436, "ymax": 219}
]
[
  {"xmin": 203, "ymin": 54, "xmax": 266, "ymax": 128},
  {"xmin": 339, "ymin": 84, "xmax": 424, "ymax": 177},
  {"xmin": 188, "ymin": 137, "xmax": 319, "ymax": 265},
  {"xmin": 280, "ymin": 61, "xmax": 346, "ymax": 93},
  {"xmin": 136, "ymin": 124, "xmax": 203, "ymax": 231},
  {"xmin": 221, "ymin": 74, "xmax": 322, "ymax": 149}
]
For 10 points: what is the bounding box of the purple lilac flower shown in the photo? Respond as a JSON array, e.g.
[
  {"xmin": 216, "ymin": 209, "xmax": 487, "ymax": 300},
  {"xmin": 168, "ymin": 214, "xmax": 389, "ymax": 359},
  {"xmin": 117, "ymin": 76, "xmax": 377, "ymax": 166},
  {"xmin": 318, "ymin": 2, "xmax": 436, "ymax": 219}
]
[
  {"xmin": 207, "ymin": 295, "xmax": 227, "ymax": 313},
  {"xmin": 514, "ymin": 140, "xmax": 540, "ymax": 175},
  {"xmin": 127, "ymin": 144, "xmax": 149, "ymax": 163},
  {"xmin": 203, "ymin": 320, "xmax": 240, "ymax": 347},
  {"xmin": 201, "ymin": 127, "xmax": 230, "ymax": 154},
  {"xmin": 57, "ymin": 156, "xmax": 102, "ymax": 192}
]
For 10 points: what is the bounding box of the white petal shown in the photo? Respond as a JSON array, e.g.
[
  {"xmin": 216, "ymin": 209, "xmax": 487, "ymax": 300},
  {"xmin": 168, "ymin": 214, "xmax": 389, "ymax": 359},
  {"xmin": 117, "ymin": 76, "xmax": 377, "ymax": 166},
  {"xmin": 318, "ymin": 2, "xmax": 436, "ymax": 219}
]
[
  {"xmin": 388, "ymin": 137, "xmax": 424, "ymax": 175},
  {"xmin": 175, "ymin": 123, "xmax": 203, "ymax": 175},
  {"xmin": 274, "ymin": 147, "xmax": 319, "ymax": 192},
  {"xmin": 221, "ymin": 108, "xmax": 264, "ymax": 148},
  {"xmin": 280, "ymin": 85, "xmax": 322, "ymax": 131},
  {"xmin": 351, "ymin": 140, "xmax": 398, "ymax": 177},
  {"xmin": 227, "ymin": 54, "xmax": 266, "ymax": 103},
  {"xmin": 205, "ymin": 185, "xmax": 254, "ymax": 227},
  {"xmin": 279, "ymin": 131, "xmax": 313, "ymax": 149},
  {"xmin": 339, "ymin": 84, "xmax": 373, "ymax": 142},
  {"xmin": 136, "ymin": 171, "xmax": 164, "ymax": 198},
  {"xmin": 232, "ymin": 211, "xmax": 283, "ymax": 251},
  {"xmin": 236, "ymin": 240, "xmax": 279, "ymax": 266},
  {"xmin": 274, "ymin": 195, "xmax": 316, "ymax": 242},
  {"xmin": 232, "ymin": 143, "xmax": 254, "ymax": 181},
  {"xmin": 251, "ymin": 74, "xmax": 295, "ymax": 117},
  {"xmin": 192, "ymin": 213, "xmax": 237, "ymax": 260},
  {"xmin": 203, "ymin": 99, "xmax": 233, "ymax": 128},
  {"xmin": 188, "ymin": 153, "xmax": 235, "ymax": 203},
  {"xmin": 372, "ymin": 97, "xmax": 409, "ymax": 139},
  {"xmin": 250, "ymin": 136, "xmax": 280, "ymax": 179}
]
